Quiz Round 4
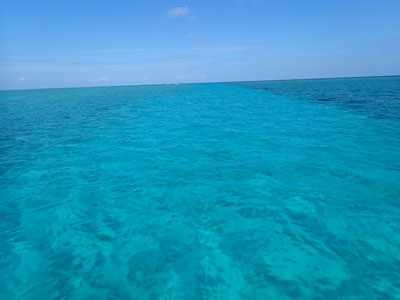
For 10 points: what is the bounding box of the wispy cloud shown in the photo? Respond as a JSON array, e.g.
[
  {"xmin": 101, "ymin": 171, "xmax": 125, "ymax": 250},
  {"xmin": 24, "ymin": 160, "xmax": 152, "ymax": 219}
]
[
  {"xmin": 236, "ymin": 0, "xmax": 262, "ymax": 4},
  {"xmin": 186, "ymin": 33, "xmax": 208, "ymax": 43},
  {"xmin": 16, "ymin": 77, "xmax": 26, "ymax": 81},
  {"xmin": 167, "ymin": 6, "xmax": 192, "ymax": 18},
  {"xmin": 195, "ymin": 46, "xmax": 264, "ymax": 53},
  {"xmin": 75, "ymin": 48, "xmax": 130, "ymax": 54},
  {"xmin": 0, "ymin": 60, "xmax": 133, "ymax": 72}
]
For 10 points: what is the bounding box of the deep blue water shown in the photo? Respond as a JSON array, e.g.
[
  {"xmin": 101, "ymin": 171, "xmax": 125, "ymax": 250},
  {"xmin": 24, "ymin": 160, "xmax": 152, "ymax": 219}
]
[{"xmin": 1, "ymin": 77, "xmax": 400, "ymax": 299}]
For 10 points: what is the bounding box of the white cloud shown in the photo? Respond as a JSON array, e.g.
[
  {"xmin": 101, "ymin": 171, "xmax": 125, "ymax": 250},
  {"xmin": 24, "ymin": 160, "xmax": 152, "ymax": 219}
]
[
  {"xmin": 92, "ymin": 76, "xmax": 109, "ymax": 82},
  {"xmin": 17, "ymin": 76, "xmax": 26, "ymax": 81},
  {"xmin": 167, "ymin": 6, "xmax": 191, "ymax": 18}
]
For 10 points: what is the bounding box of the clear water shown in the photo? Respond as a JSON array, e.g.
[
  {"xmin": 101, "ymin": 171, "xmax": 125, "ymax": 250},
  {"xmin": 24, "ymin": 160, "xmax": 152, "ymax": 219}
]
[{"xmin": 0, "ymin": 77, "xmax": 399, "ymax": 299}]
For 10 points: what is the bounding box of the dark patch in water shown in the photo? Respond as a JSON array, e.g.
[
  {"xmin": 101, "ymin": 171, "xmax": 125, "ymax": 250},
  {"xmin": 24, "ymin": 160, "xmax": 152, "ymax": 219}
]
[
  {"xmin": 347, "ymin": 99, "xmax": 364, "ymax": 104},
  {"xmin": 317, "ymin": 97, "xmax": 335, "ymax": 102}
]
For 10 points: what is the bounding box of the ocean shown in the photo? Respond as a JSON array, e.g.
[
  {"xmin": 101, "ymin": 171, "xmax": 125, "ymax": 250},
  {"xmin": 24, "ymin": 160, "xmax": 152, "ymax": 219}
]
[{"xmin": 1, "ymin": 76, "xmax": 399, "ymax": 299}]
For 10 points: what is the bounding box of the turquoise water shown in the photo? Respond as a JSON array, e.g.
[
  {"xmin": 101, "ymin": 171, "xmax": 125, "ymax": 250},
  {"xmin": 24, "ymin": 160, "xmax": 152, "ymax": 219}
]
[{"xmin": 1, "ymin": 77, "xmax": 399, "ymax": 299}]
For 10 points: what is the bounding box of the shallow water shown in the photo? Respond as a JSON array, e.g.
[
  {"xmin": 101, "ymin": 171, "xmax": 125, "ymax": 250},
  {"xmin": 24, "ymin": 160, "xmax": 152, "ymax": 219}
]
[{"xmin": 1, "ymin": 77, "xmax": 400, "ymax": 299}]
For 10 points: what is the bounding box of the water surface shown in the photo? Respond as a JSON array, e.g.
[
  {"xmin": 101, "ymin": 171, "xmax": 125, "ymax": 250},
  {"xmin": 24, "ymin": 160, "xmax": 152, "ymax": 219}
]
[{"xmin": 1, "ymin": 77, "xmax": 399, "ymax": 299}]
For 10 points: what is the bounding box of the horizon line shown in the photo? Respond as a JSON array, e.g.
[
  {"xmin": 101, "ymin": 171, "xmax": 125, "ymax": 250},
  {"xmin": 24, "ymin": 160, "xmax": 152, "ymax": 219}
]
[{"xmin": 1, "ymin": 74, "xmax": 399, "ymax": 92}]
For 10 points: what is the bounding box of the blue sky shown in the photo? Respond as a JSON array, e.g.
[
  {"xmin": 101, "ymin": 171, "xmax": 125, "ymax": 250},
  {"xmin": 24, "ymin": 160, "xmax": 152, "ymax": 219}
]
[{"xmin": 1, "ymin": 0, "xmax": 399, "ymax": 89}]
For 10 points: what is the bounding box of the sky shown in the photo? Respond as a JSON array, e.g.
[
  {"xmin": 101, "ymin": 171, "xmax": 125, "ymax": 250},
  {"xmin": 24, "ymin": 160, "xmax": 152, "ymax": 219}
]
[{"xmin": 0, "ymin": 0, "xmax": 399, "ymax": 90}]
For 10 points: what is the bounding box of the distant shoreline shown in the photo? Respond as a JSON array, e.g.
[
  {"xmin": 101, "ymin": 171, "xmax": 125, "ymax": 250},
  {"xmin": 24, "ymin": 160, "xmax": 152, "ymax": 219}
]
[{"xmin": 1, "ymin": 74, "xmax": 399, "ymax": 92}]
